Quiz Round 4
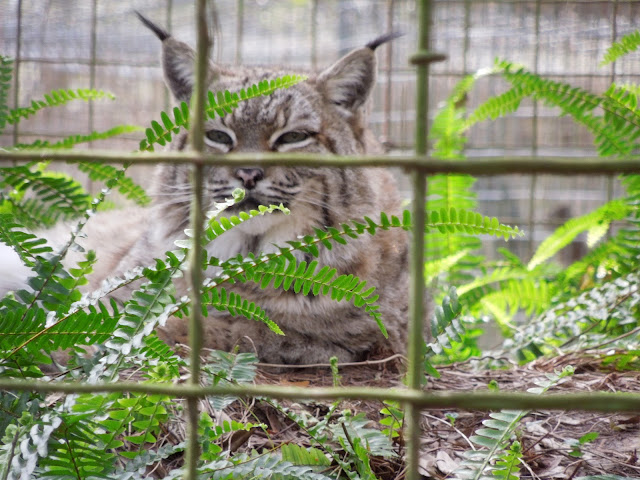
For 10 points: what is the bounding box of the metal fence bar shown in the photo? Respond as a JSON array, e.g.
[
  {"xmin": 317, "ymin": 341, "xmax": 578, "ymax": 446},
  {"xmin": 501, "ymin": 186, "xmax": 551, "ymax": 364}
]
[
  {"xmin": 4, "ymin": 150, "xmax": 640, "ymax": 173},
  {"xmin": 0, "ymin": 378, "xmax": 639, "ymax": 412},
  {"xmin": 607, "ymin": 0, "xmax": 620, "ymax": 220},
  {"xmin": 184, "ymin": 0, "xmax": 212, "ymax": 476},
  {"xmin": 382, "ymin": 0, "xmax": 395, "ymax": 143},
  {"xmin": 527, "ymin": 0, "xmax": 542, "ymax": 257},
  {"xmin": 310, "ymin": 0, "xmax": 318, "ymax": 70},
  {"xmin": 406, "ymin": 1, "xmax": 439, "ymax": 478},
  {"xmin": 235, "ymin": 0, "xmax": 244, "ymax": 65},
  {"xmin": 10, "ymin": 0, "xmax": 22, "ymax": 147}
]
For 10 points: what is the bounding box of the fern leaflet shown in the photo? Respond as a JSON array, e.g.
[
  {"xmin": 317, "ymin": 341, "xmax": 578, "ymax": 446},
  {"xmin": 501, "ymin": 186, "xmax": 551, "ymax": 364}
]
[
  {"xmin": 75, "ymin": 162, "xmax": 150, "ymax": 205},
  {"xmin": 601, "ymin": 30, "xmax": 640, "ymax": 65},
  {"xmin": 12, "ymin": 125, "xmax": 142, "ymax": 150},
  {"xmin": 0, "ymin": 215, "xmax": 51, "ymax": 266},
  {"xmin": 453, "ymin": 367, "xmax": 573, "ymax": 480},
  {"xmin": 6, "ymin": 88, "xmax": 115, "ymax": 125},
  {"xmin": 0, "ymin": 164, "xmax": 91, "ymax": 219},
  {"xmin": 527, "ymin": 199, "xmax": 628, "ymax": 271},
  {"xmin": 424, "ymin": 287, "xmax": 466, "ymax": 377}
]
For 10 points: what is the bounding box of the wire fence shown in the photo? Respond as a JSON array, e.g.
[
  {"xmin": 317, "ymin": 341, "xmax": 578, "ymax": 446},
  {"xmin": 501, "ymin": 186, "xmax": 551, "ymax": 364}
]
[
  {"xmin": 3, "ymin": 1, "xmax": 640, "ymax": 479},
  {"xmin": 3, "ymin": 0, "xmax": 640, "ymax": 263}
]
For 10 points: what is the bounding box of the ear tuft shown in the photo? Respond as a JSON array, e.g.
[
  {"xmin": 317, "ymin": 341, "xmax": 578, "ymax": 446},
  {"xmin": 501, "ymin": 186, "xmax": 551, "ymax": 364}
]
[
  {"xmin": 366, "ymin": 32, "xmax": 404, "ymax": 51},
  {"xmin": 317, "ymin": 33, "xmax": 400, "ymax": 114},
  {"xmin": 135, "ymin": 11, "xmax": 170, "ymax": 41},
  {"xmin": 136, "ymin": 11, "xmax": 218, "ymax": 103}
]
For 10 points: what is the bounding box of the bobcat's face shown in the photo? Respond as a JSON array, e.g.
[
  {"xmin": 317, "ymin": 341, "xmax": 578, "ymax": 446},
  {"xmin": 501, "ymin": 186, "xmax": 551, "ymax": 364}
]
[
  {"xmin": 196, "ymin": 73, "xmax": 375, "ymax": 218},
  {"xmin": 141, "ymin": 13, "xmax": 390, "ymax": 235}
]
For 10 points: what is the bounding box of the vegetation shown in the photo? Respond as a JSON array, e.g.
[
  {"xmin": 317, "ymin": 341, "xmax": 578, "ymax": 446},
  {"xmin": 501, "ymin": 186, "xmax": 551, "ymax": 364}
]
[{"xmin": 0, "ymin": 26, "xmax": 639, "ymax": 480}]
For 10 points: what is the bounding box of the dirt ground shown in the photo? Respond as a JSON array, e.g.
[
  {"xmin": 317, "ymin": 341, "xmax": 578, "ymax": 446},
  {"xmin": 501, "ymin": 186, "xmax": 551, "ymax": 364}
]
[
  {"xmin": 251, "ymin": 352, "xmax": 640, "ymax": 479},
  {"xmin": 155, "ymin": 351, "xmax": 640, "ymax": 479}
]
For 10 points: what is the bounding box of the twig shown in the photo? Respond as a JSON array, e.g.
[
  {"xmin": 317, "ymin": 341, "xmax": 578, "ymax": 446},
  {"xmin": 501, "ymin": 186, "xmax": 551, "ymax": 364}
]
[
  {"xmin": 257, "ymin": 353, "xmax": 407, "ymax": 370},
  {"xmin": 421, "ymin": 413, "xmax": 475, "ymax": 451}
]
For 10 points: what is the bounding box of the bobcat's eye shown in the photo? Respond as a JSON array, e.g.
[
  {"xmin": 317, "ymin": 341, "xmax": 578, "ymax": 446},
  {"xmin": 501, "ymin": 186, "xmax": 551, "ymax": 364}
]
[
  {"xmin": 205, "ymin": 129, "xmax": 233, "ymax": 147},
  {"xmin": 276, "ymin": 131, "xmax": 310, "ymax": 145}
]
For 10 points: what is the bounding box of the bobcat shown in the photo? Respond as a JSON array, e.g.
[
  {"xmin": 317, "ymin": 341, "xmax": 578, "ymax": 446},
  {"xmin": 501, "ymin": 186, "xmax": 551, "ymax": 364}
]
[{"xmin": 0, "ymin": 14, "xmax": 410, "ymax": 365}]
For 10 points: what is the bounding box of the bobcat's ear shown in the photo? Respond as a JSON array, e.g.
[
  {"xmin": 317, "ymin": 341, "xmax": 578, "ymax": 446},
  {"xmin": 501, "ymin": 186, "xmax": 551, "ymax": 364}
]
[
  {"xmin": 317, "ymin": 33, "xmax": 401, "ymax": 113},
  {"xmin": 136, "ymin": 11, "xmax": 218, "ymax": 102}
]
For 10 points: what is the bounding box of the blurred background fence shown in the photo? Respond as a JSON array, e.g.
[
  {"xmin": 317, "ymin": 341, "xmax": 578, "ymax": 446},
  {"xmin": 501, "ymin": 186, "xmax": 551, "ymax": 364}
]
[{"xmin": 2, "ymin": 0, "xmax": 639, "ymax": 261}]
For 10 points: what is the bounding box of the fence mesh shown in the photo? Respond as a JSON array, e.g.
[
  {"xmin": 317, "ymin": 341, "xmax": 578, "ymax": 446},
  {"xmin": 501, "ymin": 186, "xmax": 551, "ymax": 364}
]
[
  {"xmin": 3, "ymin": 0, "xmax": 639, "ymax": 262},
  {"xmin": 2, "ymin": 1, "xmax": 640, "ymax": 479}
]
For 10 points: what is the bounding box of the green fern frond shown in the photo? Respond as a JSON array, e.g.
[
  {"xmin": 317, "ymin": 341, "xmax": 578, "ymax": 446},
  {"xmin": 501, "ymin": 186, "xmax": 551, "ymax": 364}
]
[
  {"xmin": 458, "ymin": 267, "xmax": 529, "ymax": 296},
  {"xmin": 330, "ymin": 412, "xmax": 397, "ymax": 459},
  {"xmin": 0, "ymin": 413, "xmax": 63, "ymax": 480},
  {"xmin": 0, "ymin": 302, "xmax": 120, "ymax": 356},
  {"xmin": 205, "ymin": 451, "xmax": 334, "ymax": 480},
  {"xmin": 139, "ymin": 75, "xmax": 307, "ymax": 151},
  {"xmin": 561, "ymin": 175, "xmax": 640, "ymax": 283},
  {"xmin": 493, "ymin": 441, "xmax": 522, "ymax": 480},
  {"xmin": 507, "ymin": 272, "xmax": 640, "ymax": 360},
  {"xmin": 561, "ymin": 232, "xmax": 628, "ymax": 284},
  {"xmin": 12, "ymin": 125, "xmax": 142, "ymax": 150},
  {"xmin": 200, "ymin": 286, "xmax": 283, "ymax": 335},
  {"xmin": 90, "ymin": 255, "xmax": 183, "ymax": 381},
  {"xmin": 0, "ymin": 252, "xmax": 117, "ymax": 358},
  {"xmin": 427, "ymin": 73, "xmax": 489, "ymax": 285},
  {"xmin": 601, "ymin": 30, "xmax": 640, "ymax": 65},
  {"xmin": 496, "ymin": 61, "xmax": 640, "ymax": 157},
  {"xmin": 457, "ymin": 267, "xmax": 547, "ymax": 316},
  {"xmin": 425, "ymin": 176, "xmax": 482, "ymax": 276},
  {"xmin": 464, "ymin": 84, "xmax": 532, "ymax": 130},
  {"xmin": 479, "ymin": 277, "xmax": 555, "ymax": 319},
  {"xmin": 194, "ymin": 209, "xmax": 518, "ymax": 340},
  {"xmin": 427, "ymin": 208, "xmax": 523, "ymax": 240},
  {"xmin": 430, "ymin": 73, "xmax": 477, "ymax": 160},
  {"xmin": 527, "ymin": 199, "xmax": 629, "ymax": 270},
  {"xmin": 6, "ymin": 88, "xmax": 115, "ymax": 125},
  {"xmin": 202, "ymin": 350, "xmax": 259, "ymax": 410},
  {"xmin": 203, "ymin": 202, "xmax": 290, "ymax": 243},
  {"xmin": 281, "ymin": 444, "xmax": 331, "ymax": 467},
  {"xmin": 115, "ymin": 443, "xmax": 185, "ymax": 477},
  {"xmin": 0, "ymin": 164, "xmax": 91, "ymax": 219},
  {"xmin": 205, "ymin": 74, "xmax": 307, "ymax": 118},
  {"xmin": 465, "ymin": 60, "xmax": 640, "ymax": 158},
  {"xmin": 425, "ymin": 287, "xmax": 465, "ymax": 377},
  {"xmin": 453, "ymin": 367, "xmax": 573, "ymax": 480},
  {"xmin": 43, "ymin": 395, "xmax": 120, "ymax": 478},
  {"xmin": 139, "ymin": 102, "xmax": 190, "ymax": 151},
  {"xmin": 213, "ymin": 254, "xmax": 386, "ymax": 336},
  {"xmin": 0, "ymin": 55, "xmax": 13, "ymax": 134},
  {"xmin": 76, "ymin": 162, "xmax": 150, "ymax": 206},
  {"xmin": 424, "ymin": 249, "xmax": 471, "ymax": 284},
  {"xmin": 0, "ymin": 195, "xmax": 66, "ymax": 228},
  {"xmin": 205, "ymin": 350, "xmax": 258, "ymax": 385},
  {"xmin": 0, "ymin": 214, "xmax": 51, "ymax": 266}
]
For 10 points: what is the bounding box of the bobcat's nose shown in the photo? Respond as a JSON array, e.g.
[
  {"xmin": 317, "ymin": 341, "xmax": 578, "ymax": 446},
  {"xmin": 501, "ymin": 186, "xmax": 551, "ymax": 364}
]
[{"xmin": 234, "ymin": 168, "xmax": 264, "ymax": 190}]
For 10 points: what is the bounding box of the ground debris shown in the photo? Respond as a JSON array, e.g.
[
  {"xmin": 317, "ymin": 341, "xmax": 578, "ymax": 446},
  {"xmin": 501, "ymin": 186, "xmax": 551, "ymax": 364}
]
[{"xmin": 155, "ymin": 351, "xmax": 639, "ymax": 479}]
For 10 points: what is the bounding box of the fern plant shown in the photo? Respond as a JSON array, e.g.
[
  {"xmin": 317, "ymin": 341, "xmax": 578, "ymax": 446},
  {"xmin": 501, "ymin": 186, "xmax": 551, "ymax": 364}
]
[
  {"xmin": 421, "ymin": 30, "xmax": 640, "ymax": 370},
  {"xmin": 452, "ymin": 366, "xmax": 574, "ymax": 480}
]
